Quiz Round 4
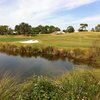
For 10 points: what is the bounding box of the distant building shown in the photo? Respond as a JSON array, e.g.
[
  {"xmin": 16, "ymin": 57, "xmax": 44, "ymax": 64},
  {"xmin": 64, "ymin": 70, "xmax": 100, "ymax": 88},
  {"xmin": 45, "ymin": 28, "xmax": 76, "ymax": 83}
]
[
  {"xmin": 52, "ymin": 31, "xmax": 65, "ymax": 34},
  {"xmin": 12, "ymin": 31, "xmax": 17, "ymax": 35}
]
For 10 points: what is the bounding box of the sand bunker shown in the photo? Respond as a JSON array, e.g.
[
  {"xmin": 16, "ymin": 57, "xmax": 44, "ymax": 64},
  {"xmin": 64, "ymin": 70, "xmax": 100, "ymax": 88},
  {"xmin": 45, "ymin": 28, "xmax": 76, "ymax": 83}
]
[{"xmin": 20, "ymin": 40, "xmax": 39, "ymax": 44}]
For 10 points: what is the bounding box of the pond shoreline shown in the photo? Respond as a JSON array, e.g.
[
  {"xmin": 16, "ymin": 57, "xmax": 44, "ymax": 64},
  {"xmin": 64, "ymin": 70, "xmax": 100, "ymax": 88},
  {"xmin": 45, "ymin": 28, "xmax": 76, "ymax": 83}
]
[
  {"xmin": 0, "ymin": 43, "xmax": 99, "ymax": 67},
  {"xmin": 0, "ymin": 43, "xmax": 89, "ymax": 59}
]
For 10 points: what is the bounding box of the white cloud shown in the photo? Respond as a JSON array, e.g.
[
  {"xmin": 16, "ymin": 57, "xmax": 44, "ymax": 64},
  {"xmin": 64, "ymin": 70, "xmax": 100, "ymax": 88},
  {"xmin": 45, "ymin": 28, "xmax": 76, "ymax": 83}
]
[
  {"xmin": 69, "ymin": 15, "xmax": 100, "ymax": 30},
  {"xmin": 73, "ymin": 16, "xmax": 100, "ymax": 23},
  {"xmin": 64, "ymin": 0, "xmax": 98, "ymax": 9},
  {"xmin": 0, "ymin": 0, "xmax": 99, "ymax": 28}
]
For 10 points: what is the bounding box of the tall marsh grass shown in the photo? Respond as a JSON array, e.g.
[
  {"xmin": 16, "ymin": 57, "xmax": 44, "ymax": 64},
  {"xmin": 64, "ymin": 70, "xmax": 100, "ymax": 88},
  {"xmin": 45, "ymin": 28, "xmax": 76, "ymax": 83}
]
[
  {"xmin": 0, "ymin": 74, "xmax": 19, "ymax": 100},
  {"xmin": 0, "ymin": 43, "xmax": 91, "ymax": 59},
  {"xmin": 0, "ymin": 43, "xmax": 99, "ymax": 67},
  {"xmin": 0, "ymin": 70, "xmax": 100, "ymax": 100}
]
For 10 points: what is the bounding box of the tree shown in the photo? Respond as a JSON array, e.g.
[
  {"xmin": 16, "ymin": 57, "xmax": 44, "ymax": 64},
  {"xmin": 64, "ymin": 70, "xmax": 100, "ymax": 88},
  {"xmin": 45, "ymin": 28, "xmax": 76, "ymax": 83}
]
[
  {"xmin": 49, "ymin": 26, "xmax": 60, "ymax": 33},
  {"xmin": 32, "ymin": 25, "xmax": 47, "ymax": 34},
  {"xmin": 37, "ymin": 25, "xmax": 44, "ymax": 34},
  {"xmin": 15, "ymin": 22, "xmax": 32, "ymax": 35},
  {"xmin": 63, "ymin": 30, "xmax": 66, "ymax": 32},
  {"xmin": 55, "ymin": 27, "xmax": 60, "ymax": 31},
  {"xmin": 49, "ymin": 26, "xmax": 56, "ymax": 33},
  {"xmin": 95, "ymin": 24, "xmax": 100, "ymax": 32},
  {"xmin": 7, "ymin": 28, "xmax": 13, "ymax": 35},
  {"xmin": 91, "ymin": 28, "xmax": 95, "ymax": 32},
  {"xmin": 32, "ymin": 27, "xmax": 39, "ymax": 35},
  {"xmin": 41, "ymin": 25, "xmax": 49, "ymax": 34},
  {"xmin": 78, "ymin": 23, "xmax": 88, "ymax": 32},
  {"xmin": 80, "ymin": 23, "xmax": 88, "ymax": 30},
  {"xmin": 43, "ymin": 25, "xmax": 50, "ymax": 34},
  {"xmin": 0, "ymin": 25, "xmax": 9, "ymax": 35},
  {"xmin": 66, "ymin": 26, "xmax": 75, "ymax": 33},
  {"xmin": 32, "ymin": 25, "xmax": 61, "ymax": 34}
]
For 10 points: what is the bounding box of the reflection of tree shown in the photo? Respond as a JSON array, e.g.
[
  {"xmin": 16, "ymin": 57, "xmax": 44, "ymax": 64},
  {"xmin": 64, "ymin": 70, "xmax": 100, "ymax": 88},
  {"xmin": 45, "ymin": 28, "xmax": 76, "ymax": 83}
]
[
  {"xmin": 0, "ymin": 48, "xmax": 90, "ymax": 66},
  {"xmin": 1, "ymin": 43, "xmax": 99, "ymax": 66}
]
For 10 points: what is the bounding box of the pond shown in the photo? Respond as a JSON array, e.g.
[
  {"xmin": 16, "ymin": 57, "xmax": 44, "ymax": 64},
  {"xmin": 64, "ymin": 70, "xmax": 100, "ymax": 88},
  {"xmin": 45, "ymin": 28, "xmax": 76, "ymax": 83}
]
[{"xmin": 0, "ymin": 52, "xmax": 90, "ymax": 79}]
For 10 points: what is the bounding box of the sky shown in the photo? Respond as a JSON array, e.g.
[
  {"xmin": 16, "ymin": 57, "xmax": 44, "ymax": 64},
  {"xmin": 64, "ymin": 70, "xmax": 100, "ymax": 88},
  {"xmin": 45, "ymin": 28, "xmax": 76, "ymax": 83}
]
[{"xmin": 0, "ymin": 0, "xmax": 100, "ymax": 30}]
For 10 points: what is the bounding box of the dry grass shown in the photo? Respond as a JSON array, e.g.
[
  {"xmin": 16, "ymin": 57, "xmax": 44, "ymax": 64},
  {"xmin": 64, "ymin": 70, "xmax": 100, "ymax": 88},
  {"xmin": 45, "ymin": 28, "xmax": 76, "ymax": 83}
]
[{"xmin": 0, "ymin": 69, "xmax": 100, "ymax": 100}]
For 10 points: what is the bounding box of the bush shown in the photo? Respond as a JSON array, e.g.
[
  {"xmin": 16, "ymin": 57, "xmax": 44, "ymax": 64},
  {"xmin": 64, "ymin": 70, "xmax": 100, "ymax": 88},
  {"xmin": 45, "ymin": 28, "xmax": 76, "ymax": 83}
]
[{"xmin": 18, "ymin": 76, "xmax": 62, "ymax": 100}]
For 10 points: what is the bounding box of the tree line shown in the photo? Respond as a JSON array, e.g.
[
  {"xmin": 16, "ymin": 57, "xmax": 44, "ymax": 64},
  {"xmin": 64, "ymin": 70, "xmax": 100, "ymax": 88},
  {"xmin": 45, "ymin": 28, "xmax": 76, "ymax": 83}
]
[{"xmin": 0, "ymin": 22, "xmax": 100, "ymax": 35}]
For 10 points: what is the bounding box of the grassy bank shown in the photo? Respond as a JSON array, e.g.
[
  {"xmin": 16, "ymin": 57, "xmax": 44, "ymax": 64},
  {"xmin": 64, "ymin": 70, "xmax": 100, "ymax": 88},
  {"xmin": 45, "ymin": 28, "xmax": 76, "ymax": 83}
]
[
  {"xmin": 0, "ymin": 42, "xmax": 100, "ymax": 67},
  {"xmin": 0, "ymin": 32, "xmax": 100, "ymax": 49},
  {"xmin": 0, "ymin": 43, "xmax": 89, "ymax": 58},
  {"xmin": 0, "ymin": 69, "xmax": 100, "ymax": 100}
]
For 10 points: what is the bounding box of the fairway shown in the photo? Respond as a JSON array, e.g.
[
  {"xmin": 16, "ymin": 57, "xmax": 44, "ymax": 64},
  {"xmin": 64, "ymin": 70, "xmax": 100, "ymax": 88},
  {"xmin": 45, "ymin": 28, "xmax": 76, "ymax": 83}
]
[{"xmin": 0, "ymin": 32, "xmax": 100, "ymax": 49}]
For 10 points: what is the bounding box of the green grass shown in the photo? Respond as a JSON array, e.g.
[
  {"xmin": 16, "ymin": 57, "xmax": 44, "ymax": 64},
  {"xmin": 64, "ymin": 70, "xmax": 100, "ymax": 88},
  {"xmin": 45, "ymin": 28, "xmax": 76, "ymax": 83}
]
[
  {"xmin": 0, "ymin": 32, "xmax": 100, "ymax": 49},
  {"xmin": 0, "ymin": 69, "xmax": 100, "ymax": 100}
]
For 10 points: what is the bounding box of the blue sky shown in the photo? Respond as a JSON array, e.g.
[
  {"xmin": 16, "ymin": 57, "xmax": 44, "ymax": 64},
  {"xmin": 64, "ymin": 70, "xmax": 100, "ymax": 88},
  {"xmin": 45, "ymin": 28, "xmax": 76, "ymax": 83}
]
[{"xmin": 0, "ymin": 0, "xmax": 100, "ymax": 30}]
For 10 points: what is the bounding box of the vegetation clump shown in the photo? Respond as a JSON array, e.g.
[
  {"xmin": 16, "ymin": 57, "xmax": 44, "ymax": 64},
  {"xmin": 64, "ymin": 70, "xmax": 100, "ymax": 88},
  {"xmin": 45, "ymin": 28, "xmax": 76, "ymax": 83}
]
[{"xmin": 0, "ymin": 70, "xmax": 100, "ymax": 100}]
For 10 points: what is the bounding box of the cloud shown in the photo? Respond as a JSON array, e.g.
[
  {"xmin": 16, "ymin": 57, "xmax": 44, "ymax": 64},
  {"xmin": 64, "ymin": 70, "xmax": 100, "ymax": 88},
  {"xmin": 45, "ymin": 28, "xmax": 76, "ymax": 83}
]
[
  {"xmin": 0, "ymin": 0, "xmax": 99, "ymax": 28},
  {"xmin": 64, "ymin": 0, "xmax": 98, "ymax": 9},
  {"xmin": 68, "ymin": 15, "xmax": 100, "ymax": 30},
  {"xmin": 72, "ymin": 15, "xmax": 100, "ymax": 23}
]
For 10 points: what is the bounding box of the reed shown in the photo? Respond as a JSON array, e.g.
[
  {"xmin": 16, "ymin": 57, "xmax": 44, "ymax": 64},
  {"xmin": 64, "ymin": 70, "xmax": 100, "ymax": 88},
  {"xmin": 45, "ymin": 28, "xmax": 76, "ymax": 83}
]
[
  {"xmin": 0, "ymin": 43, "xmax": 88, "ymax": 58},
  {"xmin": 0, "ymin": 70, "xmax": 100, "ymax": 100},
  {"xmin": 0, "ymin": 73, "xmax": 19, "ymax": 100},
  {"xmin": 0, "ymin": 43, "xmax": 99, "ymax": 67}
]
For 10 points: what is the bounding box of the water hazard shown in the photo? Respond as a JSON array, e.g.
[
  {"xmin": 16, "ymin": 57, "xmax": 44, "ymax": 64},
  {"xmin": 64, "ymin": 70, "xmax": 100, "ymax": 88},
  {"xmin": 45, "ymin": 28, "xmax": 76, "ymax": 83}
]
[{"xmin": 0, "ymin": 53, "xmax": 90, "ymax": 79}]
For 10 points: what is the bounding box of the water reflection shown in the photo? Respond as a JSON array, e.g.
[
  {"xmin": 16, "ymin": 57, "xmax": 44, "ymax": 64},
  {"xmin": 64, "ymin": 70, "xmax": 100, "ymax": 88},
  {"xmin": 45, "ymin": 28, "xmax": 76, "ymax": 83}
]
[
  {"xmin": 0, "ymin": 50, "xmax": 89, "ymax": 65},
  {"xmin": 0, "ymin": 53, "xmax": 76, "ymax": 79}
]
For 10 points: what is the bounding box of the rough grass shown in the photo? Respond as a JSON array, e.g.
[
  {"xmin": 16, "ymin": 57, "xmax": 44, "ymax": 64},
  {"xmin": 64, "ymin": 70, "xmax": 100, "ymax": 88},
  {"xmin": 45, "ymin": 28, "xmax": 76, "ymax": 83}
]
[
  {"xmin": 0, "ymin": 32, "xmax": 100, "ymax": 49},
  {"xmin": 0, "ymin": 69, "xmax": 100, "ymax": 100}
]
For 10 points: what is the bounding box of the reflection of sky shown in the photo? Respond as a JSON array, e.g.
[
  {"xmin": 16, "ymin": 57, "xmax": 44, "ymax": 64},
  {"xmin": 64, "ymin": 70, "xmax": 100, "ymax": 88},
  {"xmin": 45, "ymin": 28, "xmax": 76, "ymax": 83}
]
[{"xmin": 0, "ymin": 53, "xmax": 74, "ymax": 78}]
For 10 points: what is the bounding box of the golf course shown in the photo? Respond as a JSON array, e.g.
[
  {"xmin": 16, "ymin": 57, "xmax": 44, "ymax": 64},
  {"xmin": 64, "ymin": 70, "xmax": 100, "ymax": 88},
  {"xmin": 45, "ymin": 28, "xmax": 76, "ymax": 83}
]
[
  {"xmin": 0, "ymin": 32, "xmax": 100, "ymax": 49},
  {"xmin": 0, "ymin": 0, "xmax": 100, "ymax": 99}
]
